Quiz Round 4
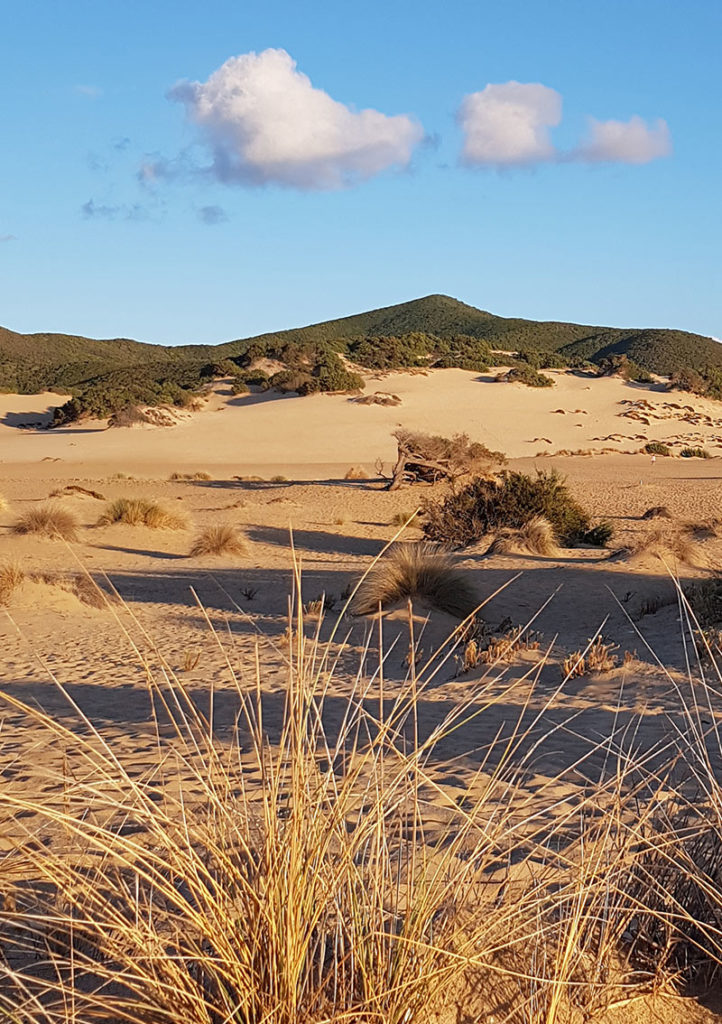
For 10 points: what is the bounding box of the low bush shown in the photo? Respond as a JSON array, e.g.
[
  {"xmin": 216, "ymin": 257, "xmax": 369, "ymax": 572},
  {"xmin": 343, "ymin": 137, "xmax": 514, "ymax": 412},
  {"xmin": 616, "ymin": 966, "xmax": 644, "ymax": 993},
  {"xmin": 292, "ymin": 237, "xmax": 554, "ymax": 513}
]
[
  {"xmin": 12, "ymin": 504, "xmax": 79, "ymax": 541},
  {"xmin": 98, "ymin": 498, "xmax": 188, "ymax": 530},
  {"xmin": 422, "ymin": 470, "xmax": 608, "ymax": 548},
  {"xmin": 230, "ymin": 377, "xmax": 250, "ymax": 395},
  {"xmin": 388, "ymin": 429, "xmax": 505, "ymax": 489},
  {"xmin": 170, "ymin": 471, "xmax": 212, "ymax": 481},
  {"xmin": 350, "ymin": 542, "xmax": 479, "ymax": 618},
  {"xmin": 644, "ymin": 441, "xmax": 671, "ymax": 456},
  {"xmin": 344, "ymin": 465, "xmax": 369, "ymax": 480},
  {"xmin": 189, "ymin": 524, "xmax": 247, "ymax": 558},
  {"xmin": 501, "ymin": 365, "xmax": 554, "ymax": 388},
  {"xmin": 680, "ymin": 447, "xmax": 711, "ymax": 459}
]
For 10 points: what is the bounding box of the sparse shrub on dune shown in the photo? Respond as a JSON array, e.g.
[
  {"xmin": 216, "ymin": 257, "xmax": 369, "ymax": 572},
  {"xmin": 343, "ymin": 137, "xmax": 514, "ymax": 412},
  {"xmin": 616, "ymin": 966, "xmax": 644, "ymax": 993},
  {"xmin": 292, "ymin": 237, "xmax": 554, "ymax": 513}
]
[
  {"xmin": 98, "ymin": 497, "xmax": 188, "ymax": 530},
  {"xmin": 616, "ymin": 525, "xmax": 705, "ymax": 567},
  {"xmin": 680, "ymin": 446, "xmax": 711, "ymax": 459},
  {"xmin": 344, "ymin": 465, "xmax": 369, "ymax": 480},
  {"xmin": 12, "ymin": 503, "xmax": 79, "ymax": 541},
  {"xmin": 189, "ymin": 524, "xmax": 247, "ymax": 558},
  {"xmin": 387, "ymin": 428, "xmax": 505, "ymax": 490},
  {"xmin": 487, "ymin": 515, "xmax": 559, "ymax": 556},
  {"xmin": 170, "ymin": 471, "xmax": 212, "ymax": 481},
  {"xmin": 0, "ymin": 562, "xmax": 24, "ymax": 605},
  {"xmin": 644, "ymin": 441, "xmax": 671, "ymax": 456},
  {"xmin": 642, "ymin": 505, "xmax": 673, "ymax": 520},
  {"xmin": 423, "ymin": 469, "xmax": 610, "ymax": 549},
  {"xmin": 0, "ymin": 493, "xmax": 7, "ymax": 512},
  {"xmin": 683, "ymin": 575, "xmax": 722, "ymax": 628},
  {"xmin": 350, "ymin": 541, "xmax": 479, "ymax": 618}
]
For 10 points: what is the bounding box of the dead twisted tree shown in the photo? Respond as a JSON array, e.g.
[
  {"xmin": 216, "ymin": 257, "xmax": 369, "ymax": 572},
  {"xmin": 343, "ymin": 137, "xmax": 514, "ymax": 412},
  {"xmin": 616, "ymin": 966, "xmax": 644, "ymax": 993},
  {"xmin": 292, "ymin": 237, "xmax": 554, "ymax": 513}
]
[{"xmin": 386, "ymin": 429, "xmax": 505, "ymax": 491}]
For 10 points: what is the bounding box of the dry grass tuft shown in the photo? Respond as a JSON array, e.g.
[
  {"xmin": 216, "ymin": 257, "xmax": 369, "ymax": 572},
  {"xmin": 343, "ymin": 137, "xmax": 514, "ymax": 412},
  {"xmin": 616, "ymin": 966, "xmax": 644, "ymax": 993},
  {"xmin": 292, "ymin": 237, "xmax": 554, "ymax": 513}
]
[
  {"xmin": 12, "ymin": 503, "xmax": 79, "ymax": 541},
  {"xmin": 49, "ymin": 484, "xmax": 106, "ymax": 500},
  {"xmin": 189, "ymin": 524, "xmax": 247, "ymax": 558},
  {"xmin": 344, "ymin": 465, "xmax": 369, "ymax": 480},
  {"xmin": 99, "ymin": 497, "xmax": 188, "ymax": 530},
  {"xmin": 0, "ymin": 493, "xmax": 7, "ymax": 513},
  {"xmin": 487, "ymin": 514, "xmax": 559, "ymax": 556},
  {"xmin": 562, "ymin": 636, "xmax": 619, "ymax": 678},
  {"xmin": 0, "ymin": 562, "xmax": 25, "ymax": 605},
  {"xmin": 351, "ymin": 542, "xmax": 479, "ymax": 618},
  {"xmin": 170, "ymin": 471, "xmax": 212, "ymax": 481},
  {"xmin": 616, "ymin": 525, "xmax": 707, "ymax": 567}
]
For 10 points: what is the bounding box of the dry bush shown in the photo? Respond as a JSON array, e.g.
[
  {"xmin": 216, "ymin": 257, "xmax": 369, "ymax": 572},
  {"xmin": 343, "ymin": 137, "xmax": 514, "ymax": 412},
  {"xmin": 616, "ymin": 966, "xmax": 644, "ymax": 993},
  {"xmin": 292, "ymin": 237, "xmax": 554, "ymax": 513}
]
[
  {"xmin": 387, "ymin": 428, "xmax": 505, "ymax": 490},
  {"xmin": 641, "ymin": 505, "xmax": 673, "ymax": 520},
  {"xmin": 189, "ymin": 524, "xmax": 247, "ymax": 558},
  {"xmin": 562, "ymin": 636, "xmax": 619, "ymax": 678},
  {"xmin": 350, "ymin": 542, "xmax": 479, "ymax": 618},
  {"xmin": 487, "ymin": 514, "xmax": 559, "ymax": 556},
  {"xmin": 614, "ymin": 524, "xmax": 707, "ymax": 568},
  {"xmin": 99, "ymin": 497, "xmax": 188, "ymax": 530},
  {"xmin": 0, "ymin": 493, "xmax": 7, "ymax": 512},
  {"xmin": 344, "ymin": 465, "xmax": 369, "ymax": 480},
  {"xmin": 170, "ymin": 471, "xmax": 212, "ymax": 481},
  {"xmin": 353, "ymin": 391, "xmax": 402, "ymax": 406},
  {"xmin": 683, "ymin": 575, "xmax": 722, "ymax": 628},
  {"xmin": 49, "ymin": 484, "xmax": 106, "ymax": 500},
  {"xmin": 107, "ymin": 405, "xmax": 151, "ymax": 428},
  {"xmin": 390, "ymin": 510, "xmax": 418, "ymax": 527},
  {"xmin": 12, "ymin": 503, "xmax": 79, "ymax": 541},
  {"xmin": 0, "ymin": 562, "xmax": 24, "ymax": 605}
]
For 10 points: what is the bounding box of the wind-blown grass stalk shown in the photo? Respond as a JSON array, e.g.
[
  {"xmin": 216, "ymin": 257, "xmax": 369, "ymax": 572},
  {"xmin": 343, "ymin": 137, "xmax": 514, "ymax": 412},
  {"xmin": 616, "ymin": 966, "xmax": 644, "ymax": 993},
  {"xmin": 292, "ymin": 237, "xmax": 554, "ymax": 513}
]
[{"xmin": 1, "ymin": 557, "xmax": 722, "ymax": 1021}]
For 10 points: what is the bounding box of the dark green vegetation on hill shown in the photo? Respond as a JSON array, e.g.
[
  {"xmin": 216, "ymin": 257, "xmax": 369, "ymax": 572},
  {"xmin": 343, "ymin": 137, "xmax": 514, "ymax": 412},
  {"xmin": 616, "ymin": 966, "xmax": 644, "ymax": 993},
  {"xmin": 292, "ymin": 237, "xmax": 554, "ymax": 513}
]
[{"xmin": 1, "ymin": 295, "xmax": 720, "ymax": 424}]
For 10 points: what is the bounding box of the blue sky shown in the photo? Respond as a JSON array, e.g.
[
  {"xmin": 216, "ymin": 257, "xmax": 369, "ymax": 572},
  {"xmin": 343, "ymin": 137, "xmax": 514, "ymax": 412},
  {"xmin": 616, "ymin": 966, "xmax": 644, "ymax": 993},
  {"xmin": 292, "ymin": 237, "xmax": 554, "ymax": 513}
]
[{"xmin": 1, "ymin": 0, "xmax": 720, "ymax": 345}]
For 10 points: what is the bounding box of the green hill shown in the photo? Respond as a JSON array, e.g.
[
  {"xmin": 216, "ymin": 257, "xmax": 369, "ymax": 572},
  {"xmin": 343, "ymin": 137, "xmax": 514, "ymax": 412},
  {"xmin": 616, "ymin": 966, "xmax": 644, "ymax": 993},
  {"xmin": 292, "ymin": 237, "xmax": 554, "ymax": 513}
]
[{"xmin": 1, "ymin": 294, "xmax": 720, "ymax": 423}]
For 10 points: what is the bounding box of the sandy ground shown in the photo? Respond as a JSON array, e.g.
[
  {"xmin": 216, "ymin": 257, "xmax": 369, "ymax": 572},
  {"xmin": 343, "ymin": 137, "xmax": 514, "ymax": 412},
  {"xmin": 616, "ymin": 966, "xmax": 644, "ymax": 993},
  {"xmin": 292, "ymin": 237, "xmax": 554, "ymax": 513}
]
[
  {"xmin": 4, "ymin": 368, "xmax": 722, "ymax": 475},
  {"xmin": 2, "ymin": 371, "xmax": 722, "ymax": 1021}
]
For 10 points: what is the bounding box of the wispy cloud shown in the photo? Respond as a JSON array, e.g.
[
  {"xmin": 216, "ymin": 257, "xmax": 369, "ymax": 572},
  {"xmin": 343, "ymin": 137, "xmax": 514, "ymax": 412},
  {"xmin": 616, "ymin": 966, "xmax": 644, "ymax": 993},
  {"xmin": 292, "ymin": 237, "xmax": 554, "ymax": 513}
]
[
  {"xmin": 74, "ymin": 84, "xmax": 102, "ymax": 99},
  {"xmin": 81, "ymin": 198, "xmax": 153, "ymax": 222},
  {"xmin": 0, "ymin": 233, "xmax": 17, "ymax": 243},
  {"xmin": 162, "ymin": 48, "xmax": 424, "ymax": 190},
  {"xmin": 574, "ymin": 115, "xmax": 672, "ymax": 164},
  {"xmin": 458, "ymin": 82, "xmax": 562, "ymax": 168},
  {"xmin": 197, "ymin": 204, "xmax": 228, "ymax": 225},
  {"xmin": 457, "ymin": 81, "xmax": 671, "ymax": 169}
]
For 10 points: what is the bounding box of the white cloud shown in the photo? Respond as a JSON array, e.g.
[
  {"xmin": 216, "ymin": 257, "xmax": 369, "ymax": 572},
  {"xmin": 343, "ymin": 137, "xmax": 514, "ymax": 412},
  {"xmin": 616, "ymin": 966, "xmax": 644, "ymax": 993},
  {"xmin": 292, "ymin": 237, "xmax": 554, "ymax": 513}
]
[
  {"xmin": 575, "ymin": 115, "xmax": 672, "ymax": 164},
  {"xmin": 74, "ymin": 84, "xmax": 102, "ymax": 99},
  {"xmin": 457, "ymin": 81, "xmax": 562, "ymax": 168},
  {"xmin": 167, "ymin": 48, "xmax": 424, "ymax": 190},
  {"xmin": 0, "ymin": 233, "xmax": 16, "ymax": 243}
]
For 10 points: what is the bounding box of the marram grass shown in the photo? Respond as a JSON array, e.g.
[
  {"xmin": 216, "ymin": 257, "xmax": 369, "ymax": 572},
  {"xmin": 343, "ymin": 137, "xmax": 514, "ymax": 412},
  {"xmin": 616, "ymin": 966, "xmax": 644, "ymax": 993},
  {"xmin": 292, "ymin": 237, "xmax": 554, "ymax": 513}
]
[{"xmin": 1, "ymin": 557, "xmax": 722, "ymax": 1023}]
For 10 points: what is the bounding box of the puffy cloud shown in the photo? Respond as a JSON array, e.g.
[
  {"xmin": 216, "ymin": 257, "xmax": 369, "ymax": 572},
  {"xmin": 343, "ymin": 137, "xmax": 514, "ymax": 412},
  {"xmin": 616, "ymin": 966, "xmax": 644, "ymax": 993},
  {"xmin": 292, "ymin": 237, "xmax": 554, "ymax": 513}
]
[
  {"xmin": 457, "ymin": 82, "xmax": 562, "ymax": 168},
  {"xmin": 574, "ymin": 115, "xmax": 672, "ymax": 164},
  {"xmin": 167, "ymin": 48, "xmax": 424, "ymax": 190}
]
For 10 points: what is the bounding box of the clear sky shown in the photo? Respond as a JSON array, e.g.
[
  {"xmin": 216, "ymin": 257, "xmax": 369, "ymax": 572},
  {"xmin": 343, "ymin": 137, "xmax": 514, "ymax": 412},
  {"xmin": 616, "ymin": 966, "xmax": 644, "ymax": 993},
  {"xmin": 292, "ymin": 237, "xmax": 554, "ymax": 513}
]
[{"xmin": 1, "ymin": 0, "xmax": 720, "ymax": 345}]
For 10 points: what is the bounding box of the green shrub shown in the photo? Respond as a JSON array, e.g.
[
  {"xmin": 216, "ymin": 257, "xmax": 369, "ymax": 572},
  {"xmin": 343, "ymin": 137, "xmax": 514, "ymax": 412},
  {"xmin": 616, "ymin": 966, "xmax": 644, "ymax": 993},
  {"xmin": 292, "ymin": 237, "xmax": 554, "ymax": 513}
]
[
  {"xmin": 502, "ymin": 365, "xmax": 554, "ymax": 388},
  {"xmin": 422, "ymin": 470, "xmax": 608, "ymax": 548},
  {"xmin": 645, "ymin": 442, "xmax": 671, "ymax": 456},
  {"xmin": 230, "ymin": 377, "xmax": 250, "ymax": 396},
  {"xmin": 680, "ymin": 447, "xmax": 711, "ymax": 459}
]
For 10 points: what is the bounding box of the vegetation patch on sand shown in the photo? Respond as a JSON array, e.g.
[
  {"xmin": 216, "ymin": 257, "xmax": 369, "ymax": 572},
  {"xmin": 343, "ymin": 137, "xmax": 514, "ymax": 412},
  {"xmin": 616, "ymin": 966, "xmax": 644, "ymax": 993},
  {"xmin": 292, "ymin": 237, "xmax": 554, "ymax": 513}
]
[
  {"xmin": 350, "ymin": 541, "xmax": 479, "ymax": 618},
  {"xmin": 189, "ymin": 524, "xmax": 247, "ymax": 558},
  {"xmin": 11, "ymin": 503, "xmax": 79, "ymax": 541},
  {"xmin": 98, "ymin": 497, "xmax": 188, "ymax": 530},
  {"xmin": 487, "ymin": 514, "xmax": 560, "ymax": 556},
  {"xmin": 423, "ymin": 469, "xmax": 612, "ymax": 548}
]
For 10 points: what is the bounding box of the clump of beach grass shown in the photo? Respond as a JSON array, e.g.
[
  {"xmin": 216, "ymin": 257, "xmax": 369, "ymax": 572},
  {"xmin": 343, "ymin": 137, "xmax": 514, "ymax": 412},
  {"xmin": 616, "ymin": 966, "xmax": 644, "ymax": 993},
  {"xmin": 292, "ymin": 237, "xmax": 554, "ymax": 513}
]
[
  {"xmin": 98, "ymin": 497, "xmax": 188, "ymax": 530},
  {"xmin": 617, "ymin": 525, "xmax": 706, "ymax": 568},
  {"xmin": 350, "ymin": 541, "xmax": 479, "ymax": 617},
  {"xmin": 0, "ymin": 567, "xmax": 692, "ymax": 1024},
  {"xmin": 11, "ymin": 503, "xmax": 79, "ymax": 541},
  {"xmin": 344, "ymin": 465, "xmax": 369, "ymax": 480},
  {"xmin": 0, "ymin": 562, "xmax": 24, "ymax": 605},
  {"xmin": 189, "ymin": 524, "xmax": 247, "ymax": 558},
  {"xmin": 169, "ymin": 471, "xmax": 212, "ymax": 481},
  {"xmin": 487, "ymin": 514, "xmax": 559, "ymax": 556}
]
